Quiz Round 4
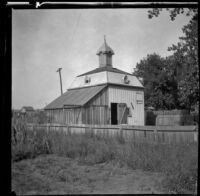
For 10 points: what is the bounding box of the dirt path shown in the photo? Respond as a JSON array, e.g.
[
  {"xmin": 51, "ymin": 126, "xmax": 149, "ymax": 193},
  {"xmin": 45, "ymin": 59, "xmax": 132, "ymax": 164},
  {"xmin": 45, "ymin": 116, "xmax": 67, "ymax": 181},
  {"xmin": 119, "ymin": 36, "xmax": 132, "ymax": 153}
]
[{"xmin": 12, "ymin": 154, "xmax": 166, "ymax": 194}]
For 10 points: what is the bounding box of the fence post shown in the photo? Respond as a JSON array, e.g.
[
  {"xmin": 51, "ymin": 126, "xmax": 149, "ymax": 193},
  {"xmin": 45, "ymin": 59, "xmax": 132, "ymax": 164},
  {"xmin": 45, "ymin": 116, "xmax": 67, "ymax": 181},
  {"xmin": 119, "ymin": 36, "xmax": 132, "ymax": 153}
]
[
  {"xmin": 195, "ymin": 180, "xmax": 197, "ymax": 195},
  {"xmin": 47, "ymin": 124, "xmax": 49, "ymax": 133},
  {"xmin": 90, "ymin": 125, "xmax": 93, "ymax": 137},
  {"xmin": 154, "ymin": 128, "xmax": 157, "ymax": 143},
  {"xmin": 119, "ymin": 125, "xmax": 124, "ymax": 141},
  {"xmin": 194, "ymin": 126, "xmax": 198, "ymax": 142},
  {"xmin": 67, "ymin": 125, "xmax": 71, "ymax": 135},
  {"xmin": 62, "ymin": 124, "xmax": 64, "ymax": 134}
]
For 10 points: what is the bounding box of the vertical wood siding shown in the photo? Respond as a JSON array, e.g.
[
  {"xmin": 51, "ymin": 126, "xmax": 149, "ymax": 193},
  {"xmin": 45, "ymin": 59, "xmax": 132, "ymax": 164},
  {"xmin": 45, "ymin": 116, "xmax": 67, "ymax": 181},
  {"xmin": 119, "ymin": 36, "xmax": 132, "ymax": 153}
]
[
  {"xmin": 45, "ymin": 107, "xmax": 82, "ymax": 124},
  {"xmin": 108, "ymin": 86, "xmax": 144, "ymax": 125},
  {"xmin": 45, "ymin": 86, "xmax": 144, "ymax": 126},
  {"xmin": 45, "ymin": 87, "xmax": 109, "ymax": 125},
  {"xmin": 83, "ymin": 87, "xmax": 109, "ymax": 125}
]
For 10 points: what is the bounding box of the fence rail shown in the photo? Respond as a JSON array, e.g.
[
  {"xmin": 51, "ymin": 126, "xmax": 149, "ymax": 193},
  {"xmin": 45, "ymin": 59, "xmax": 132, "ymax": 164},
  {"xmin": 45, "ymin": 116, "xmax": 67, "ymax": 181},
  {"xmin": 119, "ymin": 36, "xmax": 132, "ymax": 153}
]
[{"xmin": 27, "ymin": 123, "xmax": 198, "ymax": 144}]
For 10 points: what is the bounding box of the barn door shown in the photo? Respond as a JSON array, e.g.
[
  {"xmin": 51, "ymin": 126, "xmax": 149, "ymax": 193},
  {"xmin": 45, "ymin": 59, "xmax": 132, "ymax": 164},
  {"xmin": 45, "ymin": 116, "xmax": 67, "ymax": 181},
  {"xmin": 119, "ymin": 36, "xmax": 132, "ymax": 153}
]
[
  {"xmin": 117, "ymin": 103, "xmax": 128, "ymax": 124},
  {"xmin": 111, "ymin": 103, "xmax": 118, "ymax": 125}
]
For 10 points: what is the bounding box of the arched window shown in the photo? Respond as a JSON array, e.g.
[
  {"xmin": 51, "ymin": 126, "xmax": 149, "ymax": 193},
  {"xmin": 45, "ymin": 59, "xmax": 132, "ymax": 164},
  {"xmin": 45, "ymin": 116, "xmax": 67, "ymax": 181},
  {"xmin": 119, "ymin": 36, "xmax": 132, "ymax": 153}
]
[
  {"xmin": 84, "ymin": 75, "xmax": 91, "ymax": 83},
  {"xmin": 123, "ymin": 75, "xmax": 130, "ymax": 84}
]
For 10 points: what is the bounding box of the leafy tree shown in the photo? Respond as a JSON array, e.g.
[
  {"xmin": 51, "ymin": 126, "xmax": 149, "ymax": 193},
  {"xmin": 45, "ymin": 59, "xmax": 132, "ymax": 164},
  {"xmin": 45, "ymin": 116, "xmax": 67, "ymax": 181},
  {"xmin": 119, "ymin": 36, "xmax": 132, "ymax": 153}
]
[
  {"xmin": 169, "ymin": 15, "xmax": 198, "ymax": 110},
  {"xmin": 133, "ymin": 53, "xmax": 178, "ymax": 110},
  {"xmin": 148, "ymin": 8, "xmax": 197, "ymax": 21},
  {"xmin": 146, "ymin": 8, "xmax": 199, "ymax": 111}
]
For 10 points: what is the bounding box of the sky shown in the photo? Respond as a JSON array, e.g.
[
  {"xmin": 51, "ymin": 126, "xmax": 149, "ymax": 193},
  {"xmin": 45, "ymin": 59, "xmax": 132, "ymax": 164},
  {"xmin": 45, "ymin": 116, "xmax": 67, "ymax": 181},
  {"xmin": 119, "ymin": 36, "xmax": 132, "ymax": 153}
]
[{"xmin": 12, "ymin": 8, "xmax": 192, "ymax": 109}]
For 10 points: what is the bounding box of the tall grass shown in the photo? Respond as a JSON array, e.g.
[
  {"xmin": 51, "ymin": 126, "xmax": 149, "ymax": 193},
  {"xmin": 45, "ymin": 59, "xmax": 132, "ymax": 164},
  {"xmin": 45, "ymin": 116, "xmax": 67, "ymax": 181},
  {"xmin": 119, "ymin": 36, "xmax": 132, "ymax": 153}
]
[{"xmin": 12, "ymin": 116, "xmax": 198, "ymax": 194}]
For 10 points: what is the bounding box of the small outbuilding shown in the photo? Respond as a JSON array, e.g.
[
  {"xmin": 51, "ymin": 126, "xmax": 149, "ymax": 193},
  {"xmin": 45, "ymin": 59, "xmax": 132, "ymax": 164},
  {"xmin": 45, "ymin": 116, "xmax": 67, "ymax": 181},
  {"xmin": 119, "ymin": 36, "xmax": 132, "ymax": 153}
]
[
  {"xmin": 45, "ymin": 38, "xmax": 144, "ymax": 125},
  {"xmin": 21, "ymin": 106, "xmax": 34, "ymax": 113}
]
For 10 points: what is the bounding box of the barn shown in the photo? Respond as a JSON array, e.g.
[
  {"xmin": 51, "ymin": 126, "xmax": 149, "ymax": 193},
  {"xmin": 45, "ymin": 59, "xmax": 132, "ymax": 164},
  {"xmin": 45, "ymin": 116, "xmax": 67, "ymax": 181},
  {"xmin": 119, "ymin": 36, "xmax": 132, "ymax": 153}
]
[{"xmin": 44, "ymin": 38, "xmax": 144, "ymax": 125}]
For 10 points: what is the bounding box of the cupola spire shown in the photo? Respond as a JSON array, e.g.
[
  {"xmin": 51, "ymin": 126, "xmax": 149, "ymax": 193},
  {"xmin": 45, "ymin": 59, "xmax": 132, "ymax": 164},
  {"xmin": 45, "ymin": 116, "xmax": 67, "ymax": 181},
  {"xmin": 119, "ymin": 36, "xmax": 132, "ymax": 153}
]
[
  {"xmin": 96, "ymin": 36, "xmax": 114, "ymax": 68},
  {"xmin": 104, "ymin": 35, "xmax": 106, "ymax": 44}
]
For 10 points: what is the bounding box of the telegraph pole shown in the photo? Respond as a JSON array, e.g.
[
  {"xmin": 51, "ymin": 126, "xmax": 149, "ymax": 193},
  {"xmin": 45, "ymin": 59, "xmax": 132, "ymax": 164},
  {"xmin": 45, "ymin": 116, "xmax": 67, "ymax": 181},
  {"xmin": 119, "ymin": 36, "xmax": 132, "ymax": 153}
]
[{"xmin": 56, "ymin": 67, "xmax": 63, "ymax": 95}]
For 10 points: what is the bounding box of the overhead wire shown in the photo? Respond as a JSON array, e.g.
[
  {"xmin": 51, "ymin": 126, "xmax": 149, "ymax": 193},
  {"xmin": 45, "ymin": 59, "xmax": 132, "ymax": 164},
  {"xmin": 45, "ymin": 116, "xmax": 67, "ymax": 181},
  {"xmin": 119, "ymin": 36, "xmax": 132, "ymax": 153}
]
[
  {"xmin": 65, "ymin": 11, "xmax": 82, "ymax": 56},
  {"xmin": 71, "ymin": 11, "xmax": 82, "ymax": 45},
  {"xmin": 62, "ymin": 11, "xmax": 82, "ymax": 91}
]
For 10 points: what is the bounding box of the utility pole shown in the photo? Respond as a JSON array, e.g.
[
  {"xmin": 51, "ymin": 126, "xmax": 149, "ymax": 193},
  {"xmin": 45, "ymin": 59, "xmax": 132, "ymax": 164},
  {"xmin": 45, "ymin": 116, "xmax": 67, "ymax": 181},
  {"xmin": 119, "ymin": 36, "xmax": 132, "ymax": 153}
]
[{"xmin": 56, "ymin": 67, "xmax": 63, "ymax": 95}]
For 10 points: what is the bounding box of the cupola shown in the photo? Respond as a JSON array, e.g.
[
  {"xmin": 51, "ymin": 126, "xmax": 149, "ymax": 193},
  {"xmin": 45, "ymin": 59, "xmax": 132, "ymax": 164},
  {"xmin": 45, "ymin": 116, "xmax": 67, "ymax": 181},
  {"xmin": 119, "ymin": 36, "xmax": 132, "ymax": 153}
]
[{"xmin": 96, "ymin": 36, "xmax": 114, "ymax": 67}]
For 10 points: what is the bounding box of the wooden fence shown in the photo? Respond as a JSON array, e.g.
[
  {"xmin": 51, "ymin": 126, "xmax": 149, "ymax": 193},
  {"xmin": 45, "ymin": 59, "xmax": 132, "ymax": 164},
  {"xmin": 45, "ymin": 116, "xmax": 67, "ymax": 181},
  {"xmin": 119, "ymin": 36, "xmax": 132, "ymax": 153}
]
[{"xmin": 27, "ymin": 123, "xmax": 198, "ymax": 144}]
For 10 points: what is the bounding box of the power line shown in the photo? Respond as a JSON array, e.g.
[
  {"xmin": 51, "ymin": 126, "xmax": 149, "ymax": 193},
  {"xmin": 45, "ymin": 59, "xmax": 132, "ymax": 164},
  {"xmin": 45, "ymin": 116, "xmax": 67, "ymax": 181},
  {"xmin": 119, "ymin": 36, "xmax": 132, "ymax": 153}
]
[
  {"xmin": 65, "ymin": 11, "xmax": 82, "ymax": 56},
  {"xmin": 71, "ymin": 11, "xmax": 82, "ymax": 44}
]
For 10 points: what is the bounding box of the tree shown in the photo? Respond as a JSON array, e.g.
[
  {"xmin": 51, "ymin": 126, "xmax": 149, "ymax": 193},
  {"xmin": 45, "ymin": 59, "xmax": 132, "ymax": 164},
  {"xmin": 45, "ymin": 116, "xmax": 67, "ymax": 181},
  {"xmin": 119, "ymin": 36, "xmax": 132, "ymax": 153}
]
[
  {"xmin": 169, "ymin": 15, "xmax": 198, "ymax": 110},
  {"xmin": 148, "ymin": 8, "xmax": 197, "ymax": 21},
  {"xmin": 133, "ymin": 53, "xmax": 178, "ymax": 110},
  {"xmin": 147, "ymin": 8, "xmax": 199, "ymax": 111}
]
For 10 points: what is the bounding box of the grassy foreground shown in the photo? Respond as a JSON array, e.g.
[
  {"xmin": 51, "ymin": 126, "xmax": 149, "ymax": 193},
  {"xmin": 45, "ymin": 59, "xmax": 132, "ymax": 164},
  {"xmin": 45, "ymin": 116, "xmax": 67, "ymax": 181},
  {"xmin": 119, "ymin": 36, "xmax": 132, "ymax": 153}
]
[
  {"xmin": 12, "ymin": 119, "xmax": 198, "ymax": 194},
  {"xmin": 12, "ymin": 154, "xmax": 166, "ymax": 194}
]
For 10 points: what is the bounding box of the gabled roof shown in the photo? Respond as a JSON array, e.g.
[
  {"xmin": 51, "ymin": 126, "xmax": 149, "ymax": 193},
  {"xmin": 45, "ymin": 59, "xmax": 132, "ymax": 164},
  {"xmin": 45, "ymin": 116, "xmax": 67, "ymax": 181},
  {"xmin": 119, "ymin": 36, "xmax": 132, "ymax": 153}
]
[
  {"xmin": 45, "ymin": 85, "xmax": 107, "ymax": 110},
  {"xmin": 78, "ymin": 66, "xmax": 133, "ymax": 77}
]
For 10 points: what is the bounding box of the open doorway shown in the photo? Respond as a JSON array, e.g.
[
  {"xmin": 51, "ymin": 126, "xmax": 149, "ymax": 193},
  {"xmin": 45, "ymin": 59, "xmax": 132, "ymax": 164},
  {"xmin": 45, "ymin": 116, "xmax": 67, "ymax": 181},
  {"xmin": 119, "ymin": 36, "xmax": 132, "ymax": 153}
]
[{"xmin": 111, "ymin": 103, "xmax": 118, "ymax": 125}]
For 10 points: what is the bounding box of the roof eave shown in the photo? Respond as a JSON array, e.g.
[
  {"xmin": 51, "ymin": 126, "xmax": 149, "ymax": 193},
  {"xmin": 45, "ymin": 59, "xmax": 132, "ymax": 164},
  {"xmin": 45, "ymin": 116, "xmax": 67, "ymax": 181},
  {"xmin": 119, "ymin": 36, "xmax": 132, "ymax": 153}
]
[
  {"xmin": 77, "ymin": 67, "xmax": 133, "ymax": 77},
  {"xmin": 68, "ymin": 83, "xmax": 144, "ymax": 91}
]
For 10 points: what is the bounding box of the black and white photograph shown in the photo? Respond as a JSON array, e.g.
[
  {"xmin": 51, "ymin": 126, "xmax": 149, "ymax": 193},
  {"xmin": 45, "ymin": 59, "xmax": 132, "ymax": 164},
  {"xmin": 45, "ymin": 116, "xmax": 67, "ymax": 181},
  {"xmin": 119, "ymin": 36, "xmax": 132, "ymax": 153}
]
[{"xmin": 11, "ymin": 2, "xmax": 198, "ymax": 195}]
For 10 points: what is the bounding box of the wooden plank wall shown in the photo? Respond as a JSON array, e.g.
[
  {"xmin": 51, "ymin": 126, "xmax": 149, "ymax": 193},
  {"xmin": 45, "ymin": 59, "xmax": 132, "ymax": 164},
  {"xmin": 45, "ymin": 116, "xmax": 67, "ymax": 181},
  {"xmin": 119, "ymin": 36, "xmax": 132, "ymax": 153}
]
[
  {"xmin": 27, "ymin": 123, "xmax": 198, "ymax": 144},
  {"xmin": 45, "ymin": 87, "xmax": 109, "ymax": 125},
  {"xmin": 82, "ymin": 106, "xmax": 108, "ymax": 125},
  {"xmin": 63, "ymin": 108, "xmax": 82, "ymax": 124},
  {"xmin": 45, "ymin": 108, "xmax": 82, "ymax": 124},
  {"xmin": 83, "ymin": 87, "xmax": 109, "ymax": 125},
  {"xmin": 88, "ymin": 87, "xmax": 108, "ymax": 106},
  {"xmin": 156, "ymin": 114, "xmax": 194, "ymax": 126},
  {"xmin": 108, "ymin": 86, "xmax": 144, "ymax": 125},
  {"xmin": 45, "ymin": 109, "xmax": 63, "ymax": 123}
]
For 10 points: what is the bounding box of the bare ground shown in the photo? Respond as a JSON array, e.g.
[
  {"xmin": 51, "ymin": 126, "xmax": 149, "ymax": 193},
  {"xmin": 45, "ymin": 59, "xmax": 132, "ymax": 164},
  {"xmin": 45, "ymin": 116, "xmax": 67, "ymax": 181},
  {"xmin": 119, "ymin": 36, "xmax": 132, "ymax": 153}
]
[{"xmin": 12, "ymin": 154, "xmax": 166, "ymax": 194}]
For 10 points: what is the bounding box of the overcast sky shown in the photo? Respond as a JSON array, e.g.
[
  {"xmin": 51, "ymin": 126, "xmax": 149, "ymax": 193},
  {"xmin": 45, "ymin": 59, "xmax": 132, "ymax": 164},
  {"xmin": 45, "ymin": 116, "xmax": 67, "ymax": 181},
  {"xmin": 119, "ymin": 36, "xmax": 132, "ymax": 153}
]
[{"xmin": 12, "ymin": 8, "xmax": 191, "ymax": 109}]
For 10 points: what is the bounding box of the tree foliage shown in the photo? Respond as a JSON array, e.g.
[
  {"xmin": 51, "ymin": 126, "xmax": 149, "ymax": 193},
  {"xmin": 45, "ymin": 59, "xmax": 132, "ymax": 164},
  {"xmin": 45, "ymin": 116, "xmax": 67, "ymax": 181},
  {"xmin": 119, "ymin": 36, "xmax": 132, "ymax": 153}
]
[
  {"xmin": 148, "ymin": 8, "xmax": 197, "ymax": 21},
  {"xmin": 134, "ymin": 54, "xmax": 178, "ymax": 110},
  {"xmin": 168, "ymin": 12, "xmax": 198, "ymax": 110},
  {"xmin": 134, "ymin": 8, "xmax": 198, "ymax": 111}
]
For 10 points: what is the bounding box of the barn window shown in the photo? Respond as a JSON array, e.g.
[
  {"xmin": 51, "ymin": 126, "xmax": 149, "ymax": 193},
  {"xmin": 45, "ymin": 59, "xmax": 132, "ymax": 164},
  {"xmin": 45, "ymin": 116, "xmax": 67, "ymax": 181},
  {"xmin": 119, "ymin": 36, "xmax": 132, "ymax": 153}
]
[{"xmin": 85, "ymin": 76, "xmax": 91, "ymax": 83}]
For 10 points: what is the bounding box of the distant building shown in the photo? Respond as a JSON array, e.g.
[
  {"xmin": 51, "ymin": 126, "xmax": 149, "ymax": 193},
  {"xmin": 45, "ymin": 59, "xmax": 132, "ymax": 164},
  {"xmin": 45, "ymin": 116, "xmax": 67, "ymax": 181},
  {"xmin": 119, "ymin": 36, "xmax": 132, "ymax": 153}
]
[
  {"xmin": 21, "ymin": 106, "xmax": 34, "ymax": 113},
  {"xmin": 45, "ymin": 38, "xmax": 144, "ymax": 125}
]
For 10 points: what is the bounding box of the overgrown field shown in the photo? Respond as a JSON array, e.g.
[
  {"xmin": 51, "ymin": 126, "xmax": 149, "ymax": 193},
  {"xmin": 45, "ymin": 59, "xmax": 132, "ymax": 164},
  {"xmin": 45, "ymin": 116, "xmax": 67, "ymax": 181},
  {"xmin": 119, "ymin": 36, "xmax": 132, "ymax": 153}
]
[{"xmin": 12, "ymin": 115, "xmax": 198, "ymax": 194}]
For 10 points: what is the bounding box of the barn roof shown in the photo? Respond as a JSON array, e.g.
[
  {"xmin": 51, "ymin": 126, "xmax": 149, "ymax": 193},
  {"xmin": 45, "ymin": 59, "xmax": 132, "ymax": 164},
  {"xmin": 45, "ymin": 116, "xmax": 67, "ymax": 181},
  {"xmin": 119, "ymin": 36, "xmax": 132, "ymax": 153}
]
[
  {"xmin": 44, "ymin": 85, "xmax": 107, "ymax": 110},
  {"xmin": 78, "ymin": 66, "xmax": 133, "ymax": 77}
]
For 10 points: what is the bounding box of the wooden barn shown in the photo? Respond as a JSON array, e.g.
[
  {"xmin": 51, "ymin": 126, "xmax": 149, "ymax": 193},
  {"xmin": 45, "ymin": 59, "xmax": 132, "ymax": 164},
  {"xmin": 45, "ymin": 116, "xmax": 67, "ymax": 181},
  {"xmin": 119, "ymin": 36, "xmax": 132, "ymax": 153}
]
[{"xmin": 45, "ymin": 38, "xmax": 144, "ymax": 125}]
